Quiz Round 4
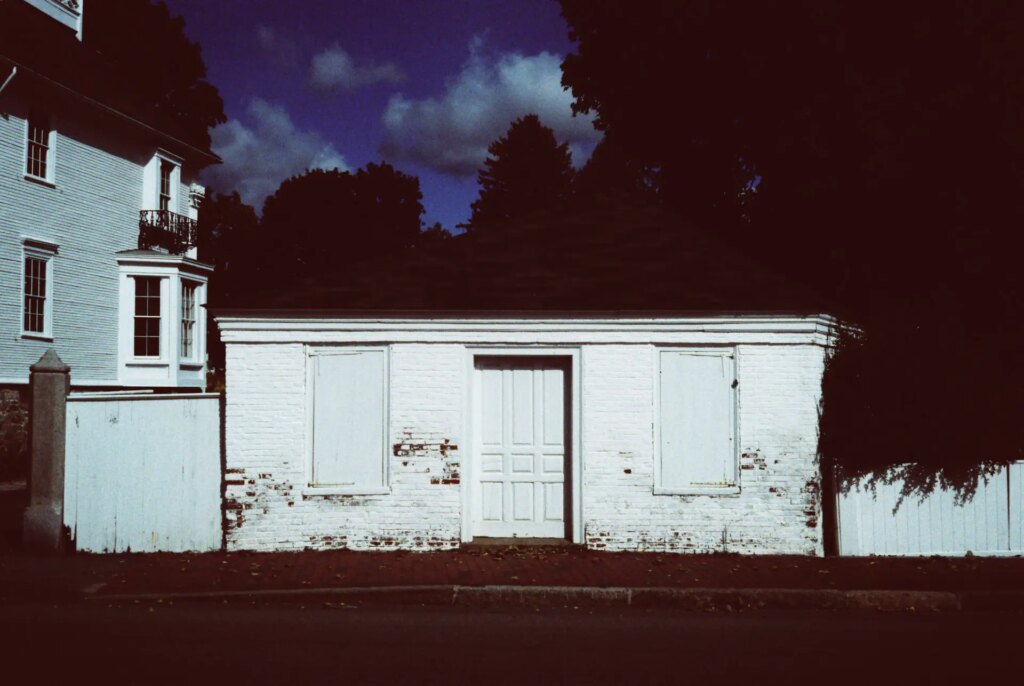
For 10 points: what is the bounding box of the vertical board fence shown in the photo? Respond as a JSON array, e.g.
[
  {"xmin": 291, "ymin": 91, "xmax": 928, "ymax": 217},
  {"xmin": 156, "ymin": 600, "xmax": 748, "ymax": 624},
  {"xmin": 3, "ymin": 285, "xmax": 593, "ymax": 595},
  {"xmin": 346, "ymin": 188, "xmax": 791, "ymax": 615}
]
[
  {"xmin": 838, "ymin": 462, "xmax": 1024, "ymax": 556},
  {"xmin": 63, "ymin": 393, "xmax": 222, "ymax": 553}
]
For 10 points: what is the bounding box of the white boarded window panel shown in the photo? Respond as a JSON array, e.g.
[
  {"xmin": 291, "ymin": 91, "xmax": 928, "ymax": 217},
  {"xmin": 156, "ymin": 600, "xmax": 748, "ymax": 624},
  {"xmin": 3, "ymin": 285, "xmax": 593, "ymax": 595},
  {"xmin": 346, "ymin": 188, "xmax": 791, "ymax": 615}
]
[
  {"xmin": 660, "ymin": 351, "xmax": 736, "ymax": 489},
  {"xmin": 312, "ymin": 351, "xmax": 386, "ymax": 487}
]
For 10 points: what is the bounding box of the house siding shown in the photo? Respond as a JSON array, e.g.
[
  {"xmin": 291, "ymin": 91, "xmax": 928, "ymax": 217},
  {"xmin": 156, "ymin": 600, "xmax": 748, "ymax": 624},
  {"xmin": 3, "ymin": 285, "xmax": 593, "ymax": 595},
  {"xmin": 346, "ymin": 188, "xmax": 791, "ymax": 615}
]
[
  {"xmin": 0, "ymin": 89, "xmax": 201, "ymax": 385},
  {"xmin": 222, "ymin": 319, "xmax": 829, "ymax": 555}
]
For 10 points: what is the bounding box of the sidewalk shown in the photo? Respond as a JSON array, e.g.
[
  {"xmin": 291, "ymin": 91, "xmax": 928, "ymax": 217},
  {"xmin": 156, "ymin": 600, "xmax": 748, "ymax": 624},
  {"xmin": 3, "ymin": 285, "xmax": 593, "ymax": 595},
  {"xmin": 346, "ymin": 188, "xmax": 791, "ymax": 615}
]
[{"xmin": 2, "ymin": 546, "xmax": 1023, "ymax": 611}]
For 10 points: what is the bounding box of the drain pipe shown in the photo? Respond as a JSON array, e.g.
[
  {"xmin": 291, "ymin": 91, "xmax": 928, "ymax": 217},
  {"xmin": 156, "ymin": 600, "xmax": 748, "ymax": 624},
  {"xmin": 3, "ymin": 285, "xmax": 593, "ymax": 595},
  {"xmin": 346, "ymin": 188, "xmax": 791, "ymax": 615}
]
[{"xmin": 0, "ymin": 66, "xmax": 16, "ymax": 96}]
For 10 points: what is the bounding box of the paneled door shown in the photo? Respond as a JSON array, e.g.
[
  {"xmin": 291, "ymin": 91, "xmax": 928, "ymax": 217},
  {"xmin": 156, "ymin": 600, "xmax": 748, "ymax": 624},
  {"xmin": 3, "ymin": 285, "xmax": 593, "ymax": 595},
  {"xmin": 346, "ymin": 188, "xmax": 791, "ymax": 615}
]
[{"xmin": 471, "ymin": 359, "xmax": 569, "ymax": 539}]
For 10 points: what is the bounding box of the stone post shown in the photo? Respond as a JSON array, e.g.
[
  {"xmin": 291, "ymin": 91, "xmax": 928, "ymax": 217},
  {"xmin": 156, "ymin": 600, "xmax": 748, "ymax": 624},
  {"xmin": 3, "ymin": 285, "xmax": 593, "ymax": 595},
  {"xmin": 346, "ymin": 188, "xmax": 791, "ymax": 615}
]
[{"xmin": 22, "ymin": 349, "xmax": 70, "ymax": 553}]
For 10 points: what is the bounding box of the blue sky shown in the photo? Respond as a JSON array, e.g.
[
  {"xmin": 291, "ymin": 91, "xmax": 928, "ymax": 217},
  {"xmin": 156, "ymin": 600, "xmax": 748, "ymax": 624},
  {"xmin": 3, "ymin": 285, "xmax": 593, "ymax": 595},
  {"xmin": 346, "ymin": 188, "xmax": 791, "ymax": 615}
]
[{"xmin": 164, "ymin": 0, "xmax": 601, "ymax": 229}]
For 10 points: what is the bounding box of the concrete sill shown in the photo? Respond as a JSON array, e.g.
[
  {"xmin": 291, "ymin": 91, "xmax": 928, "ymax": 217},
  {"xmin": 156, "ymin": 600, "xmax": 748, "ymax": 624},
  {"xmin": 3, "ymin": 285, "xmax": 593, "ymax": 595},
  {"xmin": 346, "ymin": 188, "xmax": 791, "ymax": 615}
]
[
  {"xmin": 654, "ymin": 486, "xmax": 741, "ymax": 497},
  {"xmin": 302, "ymin": 486, "xmax": 391, "ymax": 497}
]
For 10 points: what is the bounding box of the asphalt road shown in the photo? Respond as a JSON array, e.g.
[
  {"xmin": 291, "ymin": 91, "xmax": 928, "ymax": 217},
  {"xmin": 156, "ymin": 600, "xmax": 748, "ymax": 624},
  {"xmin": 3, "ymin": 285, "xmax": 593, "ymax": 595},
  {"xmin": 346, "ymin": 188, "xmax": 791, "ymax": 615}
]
[{"xmin": 1, "ymin": 601, "xmax": 1020, "ymax": 684}]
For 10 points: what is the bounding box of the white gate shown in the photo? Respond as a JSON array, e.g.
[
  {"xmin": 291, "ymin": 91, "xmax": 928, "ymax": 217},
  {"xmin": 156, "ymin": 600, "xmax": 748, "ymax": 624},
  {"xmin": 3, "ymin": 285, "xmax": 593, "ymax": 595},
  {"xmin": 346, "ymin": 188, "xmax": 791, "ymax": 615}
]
[
  {"xmin": 63, "ymin": 393, "xmax": 221, "ymax": 553},
  {"xmin": 837, "ymin": 462, "xmax": 1024, "ymax": 556}
]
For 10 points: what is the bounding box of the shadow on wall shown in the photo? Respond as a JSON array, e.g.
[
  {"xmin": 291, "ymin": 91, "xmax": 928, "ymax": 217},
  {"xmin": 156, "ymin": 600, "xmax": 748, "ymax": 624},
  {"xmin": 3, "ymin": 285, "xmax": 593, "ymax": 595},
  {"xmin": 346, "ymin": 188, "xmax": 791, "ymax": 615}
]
[
  {"xmin": 0, "ymin": 388, "xmax": 29, "ymax": 483},
  {"xmin": 0, "ymin": 388, "xmax": 30, "ymax": 551}
]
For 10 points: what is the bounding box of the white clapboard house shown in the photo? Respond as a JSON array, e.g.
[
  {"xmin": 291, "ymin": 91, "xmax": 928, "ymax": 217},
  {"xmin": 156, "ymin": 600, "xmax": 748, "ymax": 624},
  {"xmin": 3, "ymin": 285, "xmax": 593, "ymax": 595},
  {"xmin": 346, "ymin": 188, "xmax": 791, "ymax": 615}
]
[
  {"xmin": 216, "ymin": 204, "xmax": 836, "ymax": 555},
  {"xmin": 0, "ymin": 0, "xmax": 217, "ymax": 392}
]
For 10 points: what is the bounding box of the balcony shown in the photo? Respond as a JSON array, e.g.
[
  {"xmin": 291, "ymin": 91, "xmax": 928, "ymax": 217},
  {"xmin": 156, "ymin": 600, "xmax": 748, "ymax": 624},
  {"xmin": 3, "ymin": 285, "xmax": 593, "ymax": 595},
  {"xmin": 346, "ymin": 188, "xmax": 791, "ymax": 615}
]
[{"xmin": 139, "ymin": 210, "xmax": 198, "ymax": 255}]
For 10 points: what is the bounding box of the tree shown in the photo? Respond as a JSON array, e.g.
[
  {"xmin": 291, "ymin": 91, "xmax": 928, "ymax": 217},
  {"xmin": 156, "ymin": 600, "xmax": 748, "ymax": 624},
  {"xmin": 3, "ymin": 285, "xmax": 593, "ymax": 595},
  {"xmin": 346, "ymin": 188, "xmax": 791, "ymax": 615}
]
[
  {"xmin": 572, "ymin": 136, "xmax": 658, "ymax": 202},
  {"xmin": 258, "ymin": 163, "xmax": 424, "ymax": 286},
  {"xmin": 560, "ymin": 1, "xmax": 1024, "ymax": 496},
  {"xmin": 197, "ymin": 190, "xmax": 259, "ymax": 302},
  {"xmin": 195, "ymin": 191, "xmax": 259, "ymax": 384},
  {"xmin": 462, "ymin": 115, "xmax": 575, "ymax": 231},
  {"xmin": 86, "ymin": 0, "xmax": 226, "ymax": 148},
  {"xmin": 417, "ymin": 222, "xmax": 453, "ymax": 248}
]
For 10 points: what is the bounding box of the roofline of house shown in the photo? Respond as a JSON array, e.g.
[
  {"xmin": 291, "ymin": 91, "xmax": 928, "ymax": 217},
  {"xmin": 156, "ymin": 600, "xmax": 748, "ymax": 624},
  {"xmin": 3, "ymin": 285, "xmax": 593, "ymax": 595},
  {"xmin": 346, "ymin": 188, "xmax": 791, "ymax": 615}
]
[
  {"xmin": 116, "ymin": 250, "xmax": 215, "ymax": 274},
  {"xmin": 0, "ymin": 55, "xmax": 221, "ymax": 166},
  {"xmin": 214, "ymin": 309, "xmax": 835, "ymax": 321},
  {"xmin": 214, "ymin": 310, "xmax": 839, "ymax": 335}
]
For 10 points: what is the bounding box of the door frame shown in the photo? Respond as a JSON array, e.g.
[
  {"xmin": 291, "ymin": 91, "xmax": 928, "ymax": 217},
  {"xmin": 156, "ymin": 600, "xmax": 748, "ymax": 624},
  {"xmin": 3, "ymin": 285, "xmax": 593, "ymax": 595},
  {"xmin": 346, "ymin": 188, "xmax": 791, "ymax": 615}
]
[{"xmin": 463, "ymin": 347, "xmax": 582, "ymax": 544}]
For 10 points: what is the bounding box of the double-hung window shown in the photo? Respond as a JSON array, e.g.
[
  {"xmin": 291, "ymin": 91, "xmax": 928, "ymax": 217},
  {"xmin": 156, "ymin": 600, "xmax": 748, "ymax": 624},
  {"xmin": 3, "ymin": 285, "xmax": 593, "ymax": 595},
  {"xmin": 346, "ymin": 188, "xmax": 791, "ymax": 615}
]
[
  {"xmin": 22, "ymin": 246, "xmax": 54, "ymax": 338},
  {"xmin": 308, "ymin": 348, "xmax": 389, "ymax": 493},
  {"xmin": 133, "ymin": 276, "xmax": 162, "ymax": 357},
  {"xmin": 656, "ymin": 349, "xmax": 738, "ymax": 494},
  {"xmin": 26, "ymin": 113, "xmax": 53, "ymax": 183},
  {"xmin": 180, "ymin": 280, "xmax": 198, "ymax": 359},
  {"xmin": 159, "ymin": 159, "xmax": 174, "ymax": 212}
]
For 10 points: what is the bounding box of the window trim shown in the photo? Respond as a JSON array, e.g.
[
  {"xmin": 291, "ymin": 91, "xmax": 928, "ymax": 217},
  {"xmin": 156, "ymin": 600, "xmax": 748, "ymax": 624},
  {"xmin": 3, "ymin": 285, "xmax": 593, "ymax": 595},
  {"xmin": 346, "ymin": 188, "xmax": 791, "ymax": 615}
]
[
  {"xmin": 159, "ymin": 159, "xmax": 175, "ymax": 212},
  {"xmin": 179, "ymin": 279, "xmax": 200, "ymax": 362},
  {"xmin": 303, "ymin": 345, "xmax": 391, "ymax": 496},
  {"xmin": 20, "ymin": 241, "xmax": 56, "ymax": 340},
  {"xmin": 24, "ymin": 112, "xmax": 56, "ymax": 186},
  {"xmin": 653, "ymin": 346, "xmax": 741, "ymax": 496},
  {"xmin": 149, "ymin": 149, "xmax": 182, "ymax": 213},
  {"xmin": 131, "ymin": 275, "xmax": 165, "ymax": 361}
]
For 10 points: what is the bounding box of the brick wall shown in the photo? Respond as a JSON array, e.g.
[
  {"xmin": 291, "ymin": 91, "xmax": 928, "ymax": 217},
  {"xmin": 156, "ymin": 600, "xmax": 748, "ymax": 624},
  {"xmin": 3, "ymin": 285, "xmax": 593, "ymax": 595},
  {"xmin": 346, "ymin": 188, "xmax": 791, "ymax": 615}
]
[
  {"xmin": 582, "ymin": 345, "xmax": 825, "ymax": 555},
  {"xmin": 225, "ymin": 343, "xmax": 465, "ymax": 551},
  {"xmin": 223, "ymin": 325, "xmax": 827, "ymax": 554}
]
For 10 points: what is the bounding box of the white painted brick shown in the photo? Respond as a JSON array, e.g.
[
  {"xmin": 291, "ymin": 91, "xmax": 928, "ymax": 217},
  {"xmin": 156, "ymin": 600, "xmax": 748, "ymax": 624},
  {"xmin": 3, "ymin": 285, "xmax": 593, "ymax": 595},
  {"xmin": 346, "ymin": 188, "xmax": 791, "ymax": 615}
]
[{"xmin": 225, "ymin": 331, "xmax": 827, "ymax": 555}]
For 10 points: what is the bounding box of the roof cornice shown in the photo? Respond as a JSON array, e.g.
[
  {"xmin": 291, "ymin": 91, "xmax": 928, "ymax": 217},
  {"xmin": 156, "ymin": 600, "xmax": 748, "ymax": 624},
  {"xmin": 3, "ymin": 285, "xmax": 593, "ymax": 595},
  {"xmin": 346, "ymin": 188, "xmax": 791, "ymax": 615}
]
[{"xmin": 0, "ymin": 55, "xmax": 221, "ymax": 166}]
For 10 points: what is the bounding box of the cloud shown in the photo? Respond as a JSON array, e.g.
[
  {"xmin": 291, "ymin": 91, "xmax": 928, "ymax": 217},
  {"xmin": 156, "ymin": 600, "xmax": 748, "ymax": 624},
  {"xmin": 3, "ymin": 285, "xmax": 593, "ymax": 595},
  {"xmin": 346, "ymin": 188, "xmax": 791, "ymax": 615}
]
[
  {"xmin": 308, "ymin": 44, "xmax": 405, "ymax": 93},
  {"xmin": 379, "ymin": 38, "xmax": 601, "ymax": 176},
  {"xmin": 255, "ymin": 26, "xmax": 299, "ymax": 67},
  {"xmin": 202, "ymin": 99, "xmax": 348, "ymax": 209}
]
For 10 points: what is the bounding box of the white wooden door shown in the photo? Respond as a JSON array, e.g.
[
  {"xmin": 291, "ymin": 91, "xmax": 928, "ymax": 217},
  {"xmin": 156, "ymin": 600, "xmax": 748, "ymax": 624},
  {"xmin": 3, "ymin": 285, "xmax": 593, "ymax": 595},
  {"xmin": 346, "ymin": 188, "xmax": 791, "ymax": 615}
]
[{"xmin": 472, "ymin": 360, "xmax": 568, "ymax": 538}]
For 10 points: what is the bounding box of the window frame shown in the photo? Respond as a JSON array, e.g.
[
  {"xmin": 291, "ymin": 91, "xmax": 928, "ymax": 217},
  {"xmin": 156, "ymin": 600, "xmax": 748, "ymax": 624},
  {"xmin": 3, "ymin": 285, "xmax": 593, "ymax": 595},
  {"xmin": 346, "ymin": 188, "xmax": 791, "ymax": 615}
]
[
  {"xmin": 149, "ymin": 150, "xmax": 182, "ymax": 213},
  {"xmin": 131, "ymin": 275, "xmax": 164, "ymax": 360},
  {"xmin": 24, "ymin": 112, "xmax": 56, "ymax": 186},
  {"xmin": 304, "ymin": 345, "xmax": 391, "ymax": 496},
  {"xmin": 179, "ymin": 279, "xmax": 199, "ymax": 362},
  {"xmin": 20, "ymin": 242, "xmax": 56, "ymax": 340},
  {"xmin": 159, "ymin": 159, "xmax": 175, "ymax": 212},
  {"xmin": 653, "ymin": 347, "xmax": 741, "ymax": 496}
]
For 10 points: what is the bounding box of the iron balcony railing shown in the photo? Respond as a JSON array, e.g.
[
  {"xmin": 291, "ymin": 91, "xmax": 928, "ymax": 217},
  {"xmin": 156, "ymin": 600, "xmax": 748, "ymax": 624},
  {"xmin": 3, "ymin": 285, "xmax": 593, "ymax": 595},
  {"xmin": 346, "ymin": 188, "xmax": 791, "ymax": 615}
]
[{"xmin": 138, "ymin": 210, "xmax": 198, "ymax": 254}]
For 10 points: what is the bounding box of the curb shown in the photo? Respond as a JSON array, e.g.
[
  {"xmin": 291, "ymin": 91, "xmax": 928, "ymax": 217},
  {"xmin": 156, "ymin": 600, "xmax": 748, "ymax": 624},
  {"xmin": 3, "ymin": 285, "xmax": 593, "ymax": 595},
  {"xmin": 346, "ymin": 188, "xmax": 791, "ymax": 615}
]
[{"xmin": 81, "ymin": 584, "xmax": 1006, "ymax": 612}]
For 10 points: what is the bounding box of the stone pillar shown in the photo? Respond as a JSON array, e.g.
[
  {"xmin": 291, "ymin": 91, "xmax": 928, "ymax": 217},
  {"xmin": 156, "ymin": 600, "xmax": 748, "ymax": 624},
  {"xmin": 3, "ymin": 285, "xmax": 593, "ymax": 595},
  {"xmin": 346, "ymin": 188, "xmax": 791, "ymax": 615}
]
[{"xmin": 22, "ymin": 349, "xmax": 70, "ymax": 553}]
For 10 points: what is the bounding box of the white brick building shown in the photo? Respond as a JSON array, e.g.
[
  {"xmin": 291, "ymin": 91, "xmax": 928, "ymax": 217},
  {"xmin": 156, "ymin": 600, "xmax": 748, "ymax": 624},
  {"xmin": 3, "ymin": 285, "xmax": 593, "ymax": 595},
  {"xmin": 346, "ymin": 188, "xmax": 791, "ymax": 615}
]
[{"xmin": 217, "ymin": 311, "xmax": 833, "ymax": 555}]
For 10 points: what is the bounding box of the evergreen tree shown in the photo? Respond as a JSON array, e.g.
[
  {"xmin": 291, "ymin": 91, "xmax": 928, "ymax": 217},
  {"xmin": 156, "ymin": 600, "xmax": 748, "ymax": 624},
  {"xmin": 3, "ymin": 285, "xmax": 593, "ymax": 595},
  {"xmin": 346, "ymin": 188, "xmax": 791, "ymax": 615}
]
[{"xmin": 463, "ymin": 115, "xmax": 574, "ymax": 231}]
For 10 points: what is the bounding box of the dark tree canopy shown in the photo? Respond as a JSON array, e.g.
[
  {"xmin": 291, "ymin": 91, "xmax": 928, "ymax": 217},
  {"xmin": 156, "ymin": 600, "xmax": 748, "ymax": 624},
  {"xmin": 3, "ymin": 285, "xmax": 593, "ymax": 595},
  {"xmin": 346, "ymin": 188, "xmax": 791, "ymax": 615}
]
[
  {"xmin": 197, "ymin": 190, "xmax": 259, "ymax": 304},
  {"xmin": 573, "ymin": 136, "xmax": 658, "ymax": 203},
  {"xmin": 196, "ymin": 190, "xmax": 259, "ymax": 380},
  {"xmin": 560, "ymin": 0, "xmax": 1024, "ymax": 496},
  {"xmin": 257, "ymin": 163, "xmax": 424, "ymax": 286},
  {"xmin": 86, "ymin": 0, "xmax": 225, "ymax": 148},
  {"xmin": 417, "ymin": 222, "xmax": 453, "ymax": 248},
  {"xmin": 463, "ymin": 115, "xmax": 575, "ymax": 231}
]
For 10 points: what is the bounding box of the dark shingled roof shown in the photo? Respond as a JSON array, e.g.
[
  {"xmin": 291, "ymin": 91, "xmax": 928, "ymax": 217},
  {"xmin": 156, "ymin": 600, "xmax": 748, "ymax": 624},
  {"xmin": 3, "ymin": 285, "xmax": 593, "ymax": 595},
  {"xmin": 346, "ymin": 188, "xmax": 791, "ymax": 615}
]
[{"xmin": 226, "ymin": 202, "xmax": 831, "ymax": 315}]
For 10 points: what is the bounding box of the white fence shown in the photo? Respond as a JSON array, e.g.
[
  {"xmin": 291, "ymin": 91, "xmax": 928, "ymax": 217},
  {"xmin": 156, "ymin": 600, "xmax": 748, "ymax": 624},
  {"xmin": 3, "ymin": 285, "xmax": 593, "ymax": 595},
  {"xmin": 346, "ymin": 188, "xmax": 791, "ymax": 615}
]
[
  {"xmin": 63, "ymin": 393, "xmax": 222, "ymax": 553},
  {"xmin": 838, "ymin": 462, "xmax": 1024, "ymax": 556}
]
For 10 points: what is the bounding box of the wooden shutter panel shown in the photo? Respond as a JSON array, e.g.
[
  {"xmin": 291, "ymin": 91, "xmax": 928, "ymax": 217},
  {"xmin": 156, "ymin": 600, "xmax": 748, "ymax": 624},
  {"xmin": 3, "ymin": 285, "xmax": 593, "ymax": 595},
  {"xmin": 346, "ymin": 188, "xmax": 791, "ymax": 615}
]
[
  {"xmin": 312, "ymin": 350, "xmax": 386, "ymax": 487},
  {"xmin": 659, "ymin": 351, "xmax": 736, "ymax": 489}
]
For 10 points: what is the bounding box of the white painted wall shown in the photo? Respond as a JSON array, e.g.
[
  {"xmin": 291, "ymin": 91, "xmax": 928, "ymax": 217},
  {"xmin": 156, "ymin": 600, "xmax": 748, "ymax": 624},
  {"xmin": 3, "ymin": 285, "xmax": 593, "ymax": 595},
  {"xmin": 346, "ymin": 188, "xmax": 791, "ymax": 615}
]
[
  {"xmin": 837, "ymin": 463, "xmax": 1024, "ymax": 556},
  {"xmin": 0, "ymin": 81, "xmax": 207, "ymax": 386},
  {"xmin": 63, "ymin": 393, "xmax": 222, "ymax": 553},
  {"xmin": 220, "ymin": 316, "xmax": 830, "ymax": 554}
]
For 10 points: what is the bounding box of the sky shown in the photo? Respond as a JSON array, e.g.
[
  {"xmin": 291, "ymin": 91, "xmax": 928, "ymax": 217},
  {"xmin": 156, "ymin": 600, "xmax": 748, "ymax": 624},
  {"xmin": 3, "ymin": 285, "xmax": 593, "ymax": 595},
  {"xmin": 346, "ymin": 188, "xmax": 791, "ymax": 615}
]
[{"xmin": 163, "ymin": 0, "xmax": 602, "ymax": 229}]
